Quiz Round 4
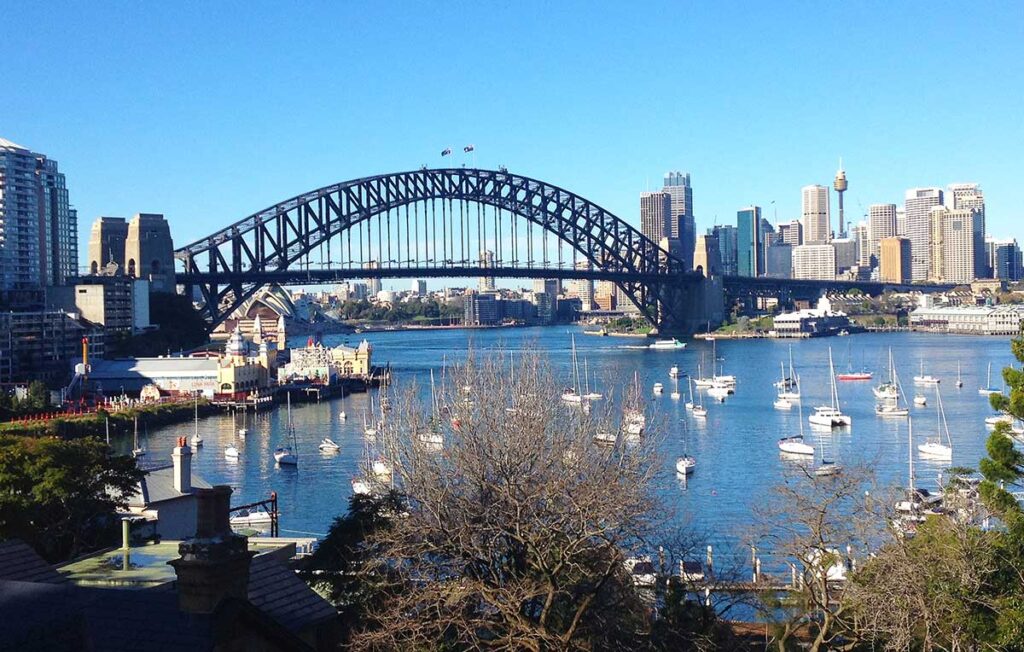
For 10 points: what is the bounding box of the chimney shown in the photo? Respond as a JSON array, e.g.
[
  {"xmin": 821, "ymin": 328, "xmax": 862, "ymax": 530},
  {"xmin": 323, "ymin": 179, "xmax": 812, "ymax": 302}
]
[
  {"xmin": 172, "ymin": 436, "xmax": 191, "ymax": 494},
  {"xmin": 168, "ymin": 485, "xmax": 254, "ymax": 614}
]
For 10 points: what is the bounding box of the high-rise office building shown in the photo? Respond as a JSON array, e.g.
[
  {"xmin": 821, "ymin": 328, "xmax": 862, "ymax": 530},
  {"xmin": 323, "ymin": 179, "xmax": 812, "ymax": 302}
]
[
  {"xmin": 777, "ymin": 220, "xmax": 803, "ymax": 246},
  {"xmin": 478, "ymin": 250, "xmax": 495, "ymax": 291},
  {"xmin": 801, "ymin": 185, "xmax": 831, "ymax": 244},
  {"xmin": 904, "ymin": 187, "xmax": 944, "ymax": 282},
  {"xmin": 639, "ymin": 191, "xmax": 671, "ymax": 244},
  {"xmin": 364, "ymin": 261, "xmax": 382, "ymax": 296},
  {"xmin": 792, "ymin": 244, "xmax": 836, "ymax": 280},
  {"xmin": 662, "ymin": 172, "xmax": 695, "ymax": 270},
  {"xmin": 411, "ymin": 279, "xmax": 427, "ymax": 297},
  {"xmin": 948, "ymin": 183, "xmax": 986, "ymax": 279},
  {"xmin": 736, "ymin": 206, "xmax": 763, "ymax": 277},
  {"xmin": 987, "ymin": 238, "xmax": 1022, "ymax": 281},
  {"xmin": 879, "ymin": 237, "xmax": 912, "ymax": 283},
  {"xmin": 928, "ymin": 206, "xmax": 947, "ymax": 282},
  {"xmin": 867, "ymin": 204, "xmax": 897, "ymax": 266},
  {"xmin": 572, "ymin": 260, "xmax": 593, "ymax": 311},
  {"xmin": 712, "ymin": 225, "xmax": 738, "ymax": 275},
  {"xmin": 852, "ymin": 224, "xmax": 871, "ymax": 267},
  {"xmin": 927, "ymin": 206, "xmax": 980, "ymax": 284},
  {"xmin": 831, "ymin": 238, "xmax": 857, "ymax": 273},
  {"xmin": 765, "ymin": 242, "xmax": 793, "ymax": 278},
  {"xmin": 896, "ymin": 208, "xmax": 907, "ymax": 236},
  {"xmin": 0, "ymin": 138, "xmax": 79, "ymax": 292}
]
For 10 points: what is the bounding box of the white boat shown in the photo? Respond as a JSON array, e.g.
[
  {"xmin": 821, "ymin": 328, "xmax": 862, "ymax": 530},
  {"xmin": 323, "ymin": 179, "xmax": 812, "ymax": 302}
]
[
  {"xmin": 913, "ymin": 360, "xmax": 940, "ymax": 385},
  {"xmin": 985, "ymin": 413, "xmax": 1013, "ymax": 426},
  {"xmin": 774, "ymin": 360, "xmax": 795, "ymax": 408},
  {"xmin": 237, "ymin": 428, "xmax": 248, "ymax": 438},
  {"xmin": 190, "ymin": 393, "xmax": 203, "ymax": 448},
  {"xmin": 581, "ymin": 359, "xmax": 603, "ymax": 400},
  {"xmin": 561, "ymin": 389, "xmax": 584, "ymax": 403},
  {"xmin": 229, "ymin": 509, "xmax": 273, "ymax": 529},
  {"xmin": 917, "ymin": 386, "xmax": 952, "ymax": 460},
  {"xmin": 653, "ymin": 382, "xmax": 664, "ymax": 395},
  {"xmin": 685, "ymin": 377, "xmax": 695, "ymax": 410},
  {"xmin": 707, "ymin": 386, "xmax": 729, "ymax": 402},
  {"xmin": 873, "ymin": 383, "xmax": 898, "ymax": 400},
  {"xmin": 778, "ymin": 435, "xmax": 814, "ymax": 456},
  {"xmin": 623, "ymin": 411, "xmax": 645, "ymax": 436},
  {"xmin": 670, "ymin": 375, "xmax": 681, "ymax": 400},
  {"xmin": 774, "ymin": 398, "xmax": 792, "ymax": 410},
  {"xmin": 624, "ymin": 556, "xmax": 657, "ymax": 587},
  {"xmin": 669, "ymin": 366, "xmax": 681, "ymax": 378},
  {"xmin": 274, "ymin": 393, "xmax": 298, "ymax": 466},
  {"xmin": 131, "ymin": 416, "xmax": 146, "ymax": 458},
  {"xmin": 238, "ymin": 409, "xmax": 248, "ymax": 438},
  {"xmin": 955, "ymin": 361, "xmax": 963, "ymax": 388},
  {"xmin": 774, "ymin": 346, "xmax": 800, "ymax": 397},
  {"xmin": 895, "ymin": 417, "xmax": 945, "ymax": 516},
  {"xmin": 693, "ymin": 357, "xmax": 714, "ymax": 388},
  {"xmin": 979, "ymin": 362, "xmax": 1000, "ymax": 396},
  {"xmin": 339, "ymin": 410, "xmax": 347, "ymax": 420},
  {"xmin": 876, "ymin": 402, "xmax": 910, "ymax": 418},
  {"xmin": 562, "ymin": 334, "xmax": 586, "ymax": 404},
  {"xmin": 676, "ymin": 456, "xmax": 696, "ymax": 475},
  {"xmin": 808, "ymin": 348, "xmax": 851, "ymax": 427},
  {"xmin": 874, "ymin": 350, "xmax": 909, "ymax": 417},
  {"xmin": 913, "ymin": 394, "xmax": 927, "ymax": 407},
  {"xmin": 224, "ymin": 444, "xmax": 240, "ymax": 459},
  {"xmin": 814, "ymin": 461, "xmax": 842, "ymax": 477},
  {"xmin": 709, "ymin": 338, "xmax": 736, "ymax": 388},
  {"xmin": 351, "ymin": 478, "xmax": 372, "ymax": 495},
  {"xmin": 692, "ymin": 405, "xmax": 708, "ymax": 418},
  {"xmin": 418, "ymin": 430, "xmax": 444, "ymax": 447},
  {"xmin": 594, "ymin": 430, "xmax": 617, "ymax": 444},
  {"xmin": 318, "ymin": 437, "xmax": 341, "ymax": 453},
  {"xmin": 649, "ymin": 338, "xmax": 685, "ymax": 350},
  {"xmin": 371, "ymin": 458, "xmax": 392, "ymax": 478}
]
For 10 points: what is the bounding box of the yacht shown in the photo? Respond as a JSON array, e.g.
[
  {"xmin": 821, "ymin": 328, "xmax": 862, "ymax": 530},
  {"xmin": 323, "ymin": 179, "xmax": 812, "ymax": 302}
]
[
  {"xmin": 707, "ymin": 385, "xmax": 729, "ymax": 402},
  {"xmin": 624, "ymin": 556, "xmax": 657, "ymax": 587},
  {"xmin": 274, "ymin": 393, "xmax": 298, "ymax": 466},
  {"xmin": 351, "ymin": 478, "xmax": 372, "ymax": 496},
  {"xmin": 581, "ymin": 359, "xmax": 603, "ymax": 401},
  {"xmin": 670, "ymin": 376, "xmax": 681, "ymax": 400},
  {"xmin": 917, "ymin": 387, "xmax": 952, "ymax": 460},
  {"xmin": 224, "ymin": 444, "xmax": 240, "ymax": 459},
  {"xmin": 669, "ymin": 365, "xmax": 681, "ymax": 378},
  {"xmin": 318, "ymin": 437, "xmax": 341, "ymax": 453},
  {"xmin": 594, "ymin": 430, "xmax": 617, "ymax": 445},
  {"xmin": 985, "ymin": 413, "xmax": 1013, "ymax": 427},
  {"xmin": 874, "ymin": 349, "xmax": 909, "ymax": 417},
  {"xmin": 979, "ymin": 362, "xmax": 1000, "ymax": 396},
  {"xmin": 131, "ymin": 416, "xmax": 146, "ymax": 458},
  {"xmin": 561, "ymin": 335, "xmax": 585, "ymax": 404},
  {"xmin": 774, "ymin": 346, "xmax": 800, "ymax": 397},
  {"xmin": 895, "ymin": 417, "xmax": 945, "ymax": 517},
  {"xmin": 190, "ymin": 394, "xmax": 203, "ymax": 448},
  {"xmin": 229, "ymin": 509, "xmax": 273, "ymax": 529},
  {"xmin": 774, "ymin": 361, "xmax": 794, "ymax": 408},
  {"xmin": 774, "ymin": 397, "xmax": 793, "ymax": 410},
  {"xmin": 693, "ymin": 356, "xmax": 714, "ymax": 388},
  {"xmin": 836, "ymin": 371, "xmax": 872, "ymax": 381},
  {"xmin": 371, "ymin": 458, "xmax": 392, "ymax": 479},
  {"xmin": 913, "ymin": 360, "xmax": 940, "ymax": 385},
  {"xmin": 653, "ymin": 382, "xmax": 664, "ymax": 395},
  {"xmin": 692, "ymin": 382, "xmax": 707, "ymax": 418},
  {"xmin": 676, "ymin": 456, "xmax": 696, "ymax": 475},
  {"xmin": 685, "ymin": 378, "xmax": 695, "ymax": 411},
  {"xmin": 623, "ymin": 409, "xmax": 645, "ymax": 437},
  {"xmin": 778, "ymin": 435, "xmax": 814, "ymax": 456},
  {"xmin": 914, "ymin": 394, "xmax": 927, "ymax": 407},
  {"xmin": 339, "ymin": 410, "xmax": 347, "ymax": 420},
  {"xmin": 808, "ymin": 348, "xmax": 851, "ymax": 427},
  {"xmin": 649, "ymin": 338, "xmax": 686, "ymax": 350}
]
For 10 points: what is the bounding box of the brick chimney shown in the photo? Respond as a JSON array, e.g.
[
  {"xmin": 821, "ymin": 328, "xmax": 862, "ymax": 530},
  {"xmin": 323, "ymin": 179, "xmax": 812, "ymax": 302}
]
[
  {"xmin": 168, "ymin": 485, "xmax": 254, "ymax": 614},
  {"xmin": 171, "ymin": 436, "xmax": 191, "ymax": 494}
]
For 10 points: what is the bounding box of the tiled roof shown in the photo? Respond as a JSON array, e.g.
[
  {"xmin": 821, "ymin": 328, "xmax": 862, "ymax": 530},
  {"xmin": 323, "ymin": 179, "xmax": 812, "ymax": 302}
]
[
  {"xmin": 129, "ymin": 465, "xmax": 212, "ymax": 507},
  {"xmin": 248, "ymin": 554, "xmax": 336, "ymax": 632},
  {"xmin": 0, "ymin": 539, "xmax": 66, "ymax": 583}
]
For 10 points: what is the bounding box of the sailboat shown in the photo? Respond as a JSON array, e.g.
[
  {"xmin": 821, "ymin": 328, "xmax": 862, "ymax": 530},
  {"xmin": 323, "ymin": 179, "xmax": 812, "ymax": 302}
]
[
  {"xmin": 224, "ymin": 442, "xmax": 240, "ymax": 459},
  {"xmin": 808, "ymin": 347, "xmax": 852, "ymax": 427},
  {"xmin": 955, "ymin": 361, "xmax": 963, "ymax": 389},
  {"xmin": 913, "ymin": 360, "xmax": 940, "ymax": 385},
  {"xmin": 669, "ymin": 365, "xmax": 681, "ymax": 378},
  {"xmin": 693, "ymin": 354, "xmax": 714, "ymax": 388},
  {"xmin": 710, "ymin": 338, "xmax": 736, "ymax": 388},
  {"xmin": 692, "ymin": 378, "xmax": 707, "ymax": 419},
  {"xmin": 979, "ymin": 362, "xmax": 1000, "ymax": 396},
  {"xmin": 676, "ymin": 419, "xmax": 696, "ymax": 475},
  {"xmin": 418, "ymin": 370, "xmax": 444, "ymax": 448},
  {"xmin": 363, "ymin": 395, "xmax": 378, "ymax": 437},
  {"xmin": 685, "ymin": 377, "xmax": 695, "ymax": 411},
  {"xmin": 836, "ymin": 339, "xmax": 872, "ymax": 381},
  {"xmin": 131, "ymin": 415, "xmax": 146, "ymax": 458},
  {"xmin": 582, "ymin": 358, "xmax": 602, "ymax": 401},
  {"xmin": 780, "ymin": 396, "xmax": 814, "ymax": 456},
  {"xmin": 777, "ymin": 346, "xmax": 801, "ymax": 400},
  {"xmin": 622, "ymin": 373, "xmax": 647, "ymax": 437},
  {"xmin": 774, "ymin": 362, "xmax": 793, "ymax": 410},
  {"xmin": 895, "ymin": 417, "xmax": 944, "ymax": 518},
  {"xmin": 875, "ymin": 349, "xmax": 909, "ymax": 417},
  {"xmin": 873, "ymin": 348, "xmax": 899, "ymax": 400},
  {"xmin": 670, "ymin": 375, "xmax": 681, "ymax": 400},
  {"xmin": 238, "ymin": 409, "xmax": 248, "ymax": 438},
  {"xmin": 190, "ymin": 393, "xmax": 203, "ymax": 448},
  {"xmin": 274, "ymin": 393, "xmax": 298, "ymax": 465},
  {"xmin": 917, "ymin": 386, "xmax": 952, "ymax": 460},
  {"xmin": 561, "ymin": 335, "xmax": 584, "ymax": 404},
  {"xmin": 319, "ymin": 437, "xmax": 341, "ymax": 453}
]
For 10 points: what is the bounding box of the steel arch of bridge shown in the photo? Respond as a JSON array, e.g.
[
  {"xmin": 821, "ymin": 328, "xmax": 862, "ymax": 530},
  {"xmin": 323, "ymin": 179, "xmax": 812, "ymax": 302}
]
[{"xmin": 175, "ymin": 168, "xmax": 700, "ymax": 328}]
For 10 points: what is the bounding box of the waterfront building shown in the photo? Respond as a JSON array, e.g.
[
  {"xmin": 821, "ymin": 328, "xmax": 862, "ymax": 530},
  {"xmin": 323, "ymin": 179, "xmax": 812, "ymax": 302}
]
[
  {"xmin": 124, "ymin": 213, "xmax": 175, "ymax": 292},
  {"xmin": 88, "ymin": 216, "xmax": 128, "ymax": 273},
  {"xmin": 218, "ymin": 325, "xmax": 278, "ymax": 396},
  {"xmin": 987, "ymin": 238, "xmax": 1022, "ymax": 281},
  {"xmin": 0, "ymin": 310, "xmax": 104, "ymax": 385},
  {"xmin": 47, "ymin": 274, "xmax": 152, "ymax": 333},
  {"xmin": 662, "ymin": 171, "xmax": 695, "ymax": 269},
  {"xmin": 792, "ymin": 243, "xmax": 836, "ymax": 280},
  {"xmin": 478, "ymin": 250, "xmax": 495, "ymax": 291},
  {"xmin": 868, "ymin": 204, "xmax": 897, "ymax": 265},
  {"xmin": 772, "ymin": 296, "xmax": 849, "ymax": 336},
  {"xmin": 801, "ymin": 185, "xmax": 831, "ymax": 244},
  {"xmin": 277, "ymin": 337, "xmax": 371, "ymax": 384},
  {"xmin": 463, "ymin": 292, "xmax": 500, "ymax": 325},
  {"xmin": 910, "ymin": 303, "xmax": 1024, "ymax": 335},
  {"xmin": 693, "ymin": 233, "xmax": 721, "ymax": 277},
  {"xmin": 736, "ymin": 206, "xmax": 763, "ymax": 277},
  {"xmin": 639, "ymin": 191, "xmax": 671, "ymax": 243},
  {"xmin": 879, "ymin": 237, "xmax": 912, "ymax": 283},
  {"xmin": 777, "ymin": 219, "xmax": 802, "ymax": 246},
  {"xmin": 0, "ymin": 137, "xmax": 79, "ymax": 294},
  {"xmin": 712, "ymin": 225, "xmax": 738, "ymax": 275},
  {"xmin": 904, "ymin": 187, "xmax": 944, "ymax": 282},
  {"xmin": 531, "ymin": 291, "xmax": 556, "ymax": 323},
  {"xmin": 86, "ymin": 357, "xmax": 219, "ymax": 397}
]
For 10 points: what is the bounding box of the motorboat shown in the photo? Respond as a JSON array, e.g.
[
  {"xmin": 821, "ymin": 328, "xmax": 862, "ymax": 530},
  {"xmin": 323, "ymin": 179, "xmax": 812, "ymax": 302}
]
[
  {"xmin": 979, "ymin": 362, "xmax": 1000, "ymax": 396},
  {"xmin": 318, "ymin": 437, "xmax": 341, "ymax": 453},
  {"xmin": 653, "ymin": 382, "xmax": 664, "ymax": 395},
  {"xmin": 669, "ymin": 366, "xmax": 681, "ymax": 378},
  {"xmin": 229, "ymin": 509, "xmax": 273, "ymax": 529},
  {"xmin": 836, "ymin": 371, "xmax": 873, "ymax": 381},
  {"xmin": 624, "ymin": 556, "xmax": 657, "ymax": 587},
  {"xmin": 913, "ymin": 360, "xmax": 940, "ymax": 385},
  {"xmin": 808, "ymin": 348, "xmax": 851, "ymax": 427},
  {"xmin": 649, "ymin": 338, "xmax": 685, "ymax": 350},
  {"xmin": 670, "ymin": 376, "xmax": 681, "ymax": 400},
  {"xmin": 622, "ymin": 409, "xmax": 645, "ymax": 437},
  {"xmin": 778, "ymin": 435, "xmax": 814, "ymax": 456},
  {"xmin": 774, "ymin": 397, "xmax": 792, "ymax": 410},
  {"xmin": 707, "ymin": 386, "xmax": 729, "ymax": 402},
  {"xmin": 914, "ymin": 394, "xmax": 927, "ymax": 406},
  {"xmin": 676, "ymin": 456, "xmax": 696, "ymax": 475},
  {"xmin": 224, "ymin": 445, "xmax": 240, "ymax": 459},
  {"xmin": 594, "ymin": 430, "xmax": 617, "ymax": 445}
]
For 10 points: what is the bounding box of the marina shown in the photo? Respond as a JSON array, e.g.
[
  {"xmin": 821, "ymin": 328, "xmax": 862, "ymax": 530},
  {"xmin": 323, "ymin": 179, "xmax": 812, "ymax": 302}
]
[{"xmin": 120, "ymin": 327, "xmax": 1017, "ymax": 556}]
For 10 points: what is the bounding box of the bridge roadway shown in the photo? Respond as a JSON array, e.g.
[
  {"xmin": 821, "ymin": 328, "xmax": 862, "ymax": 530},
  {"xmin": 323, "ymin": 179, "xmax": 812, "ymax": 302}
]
[{"xmin": 721, "ymin": 275, "xmax": 956, "ymax": 300}]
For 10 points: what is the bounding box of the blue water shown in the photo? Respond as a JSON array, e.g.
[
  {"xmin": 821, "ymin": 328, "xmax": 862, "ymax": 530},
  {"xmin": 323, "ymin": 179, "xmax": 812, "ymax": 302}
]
[{"xmin": 130, "ymin": 328, "xmax": 1014, "ymax": 554}]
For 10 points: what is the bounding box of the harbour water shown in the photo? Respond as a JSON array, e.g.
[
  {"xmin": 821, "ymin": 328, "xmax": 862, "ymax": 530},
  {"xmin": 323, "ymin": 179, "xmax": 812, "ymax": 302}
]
[{"xmin": 128, "ymin": 328, "xmax": 1015, "ymax": 552}]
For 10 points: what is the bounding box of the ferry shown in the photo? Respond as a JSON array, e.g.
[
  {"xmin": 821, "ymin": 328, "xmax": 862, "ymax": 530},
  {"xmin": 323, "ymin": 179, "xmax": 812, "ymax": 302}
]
[{"xmin": 649, "ymin": 338, "xmax": 686, "ymax": 350}]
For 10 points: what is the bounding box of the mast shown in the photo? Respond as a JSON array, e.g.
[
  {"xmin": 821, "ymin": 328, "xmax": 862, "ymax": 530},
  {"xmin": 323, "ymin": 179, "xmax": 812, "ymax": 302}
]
[
  {"xmin": 571, "ymin": 334, "xmax": 581, "ymax": 394},
  {"xmin": 828, "ymin": 347, "xmax": 840, "ymax": 410},
  {"xmin": 133, "ymin": 415, "xmax": 139, "ymax": 450},
  {"xmin": 908, "ymin": 417, "xmax": 916, "ymax": 491},
  {"xmin": 584, "ymin": 358, "xmax": 591, "ymax": 395},
  {"xmin": 193, "ymin": 393, "xmax": 198, "ymax": 438}
]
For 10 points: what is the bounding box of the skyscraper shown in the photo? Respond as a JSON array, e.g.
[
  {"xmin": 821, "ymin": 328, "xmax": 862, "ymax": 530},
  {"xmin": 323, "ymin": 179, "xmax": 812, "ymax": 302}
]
[
  {"xmin": 712, "ymin": 225, "xmax": 738, "ymax": 275},
  {"xmin": 904, "ymin": 187, "xmax": 944, "ymax": 282},
  {"xmin": 736, "ymin": 206, "xmax": 763, "ymax": 277},
  {"xmin": 879, "ymin": 237, "xmax": 912, "ymax": 283},
  {"xmin": 639, "ymin": 191, "xmax": 671, "ymax": 244},
  {"xmin": 987, "ymin": 238, "xmax": 1022, "ymax": 281},
  {"xmin": 0, "ymin": 138, "xmax": 79, "ymax": 292},
  {"xmin": 777, "ymin": 220, "xmax": 803, "ymax": 246},
  {"xmin": 927, "ymin": 206, "xmax": 980, "ymax": 284},
  {"xmin": 662, "ymin": 172, "xmax": 695, "ymax": 269},
  {"xmin": 853, "ymin": 223, "xmax": 871, "ymax": 268},
  {"xmin": 948, "ymin": 183, "xmax": 986, "ymax": 279},
  {"xmin": 572, "ymin": 260, "xmax": 593, "ymax": 311},
  {"xmin": 867, "ymin": 204, "xmax": 897, "ymax": 266},
  {"xmin": 792, "ymin": 244, "xmax": 836, "ymax": 280},
  {"xmin": 801, "ymin": 185, "xmax": 831, "ymax": 244},
  {"xmin": 478, "ymin": 250, "xmax": 495, "ymax": 291}
]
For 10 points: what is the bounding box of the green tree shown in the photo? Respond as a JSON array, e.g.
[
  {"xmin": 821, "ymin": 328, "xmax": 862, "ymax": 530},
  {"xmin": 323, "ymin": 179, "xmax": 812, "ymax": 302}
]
[{"xmin": 0, "ymin": 435, "xmax": 143, "ymax": 562}]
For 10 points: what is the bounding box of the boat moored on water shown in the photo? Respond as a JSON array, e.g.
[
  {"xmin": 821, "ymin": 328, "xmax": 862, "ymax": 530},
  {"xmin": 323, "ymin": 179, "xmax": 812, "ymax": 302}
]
[
  {"xmin": 676, "ymin": 456, "xmax": 696, "ymax": 475},
  {"xmin": 836, "ymin": 371, "xmax": 873, "ymax": 381},
  {"xmin": 778, "ymin": 435, "xmax": 814, "ymax": 456},
  {"xmin": 774, "ymin": 397, "xmax": 792, "ymax": 410},
  {"xmin": 809, "ymin": 348, "xmax": 851, "ymax": 427},
  {"xmin": 649, "ymin": 338, "xmax": 686, "ymax": 350},
  {"xmin": 319, "ymin": 437, "xmax": 341, "ymax": 453},
  {"xmin": 653, "ymin": 382, "xmax": 664, "ymax": 395},
  {"xmin": 913, "ymin": 360, "xmax": 940, "ymax": 385}
]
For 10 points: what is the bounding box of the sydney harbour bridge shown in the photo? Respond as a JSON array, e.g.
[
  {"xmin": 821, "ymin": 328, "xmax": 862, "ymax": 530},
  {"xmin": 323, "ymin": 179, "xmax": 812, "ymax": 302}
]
[{"xmin": 174, "ymin": 168, "xmax": 940, "ymax": 334}]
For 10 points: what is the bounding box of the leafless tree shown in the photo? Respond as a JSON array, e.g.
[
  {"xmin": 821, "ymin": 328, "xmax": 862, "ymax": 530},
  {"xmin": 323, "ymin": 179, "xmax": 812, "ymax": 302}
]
[{"xmin": 352, "ymin": 347, "xmax": 671, "ymax": 651}]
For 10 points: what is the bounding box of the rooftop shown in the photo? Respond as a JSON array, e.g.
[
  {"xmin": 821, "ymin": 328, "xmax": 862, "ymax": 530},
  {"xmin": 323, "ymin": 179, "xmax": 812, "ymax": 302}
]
[
  {"xmin": 128, "ymin": 464, "xmax": 212, "ymax": 507},
  {"xmin": 0, "ymin": 137, "xmax": 29, "ymax": 150}
]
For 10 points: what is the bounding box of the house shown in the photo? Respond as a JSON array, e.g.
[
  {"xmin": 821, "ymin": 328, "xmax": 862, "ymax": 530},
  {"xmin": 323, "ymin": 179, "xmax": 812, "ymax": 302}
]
[{"xmin": 125, "ymin": 438, "xmax": 211, "ymax": 540}]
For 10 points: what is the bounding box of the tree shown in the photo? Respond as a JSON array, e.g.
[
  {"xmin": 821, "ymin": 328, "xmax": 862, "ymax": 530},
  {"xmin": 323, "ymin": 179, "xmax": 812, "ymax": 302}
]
[
  {"xmin": 352, "ymin": 349, "xmax": 666, "ymax": 650},
  {"xmin": 0, "ymin": 435, "xmax": 143, "ymax": 562},
  {"xmin": 749, "ymin": 464, "xmax": 880, "ymax": 651}
]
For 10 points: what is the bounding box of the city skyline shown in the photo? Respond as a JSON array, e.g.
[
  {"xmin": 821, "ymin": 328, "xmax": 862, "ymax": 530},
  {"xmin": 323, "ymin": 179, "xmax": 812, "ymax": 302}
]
[{"xmin": 1, "ymin": 2, "xmax": 1021, "ymax": 269}]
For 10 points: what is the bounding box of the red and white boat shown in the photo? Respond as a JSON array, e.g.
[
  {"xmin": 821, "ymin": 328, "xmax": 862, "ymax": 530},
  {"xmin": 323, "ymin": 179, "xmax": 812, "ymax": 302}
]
[{"xmin": 836, "ymin": 371, "xmax": 873, "ymax": 381}]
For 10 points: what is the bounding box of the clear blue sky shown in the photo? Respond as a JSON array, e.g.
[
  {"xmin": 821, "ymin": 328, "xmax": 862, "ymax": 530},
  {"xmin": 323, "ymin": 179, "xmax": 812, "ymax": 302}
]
[{"xmin": 3, "ymin": 1, "xmax": 1022, "ymax": 272}]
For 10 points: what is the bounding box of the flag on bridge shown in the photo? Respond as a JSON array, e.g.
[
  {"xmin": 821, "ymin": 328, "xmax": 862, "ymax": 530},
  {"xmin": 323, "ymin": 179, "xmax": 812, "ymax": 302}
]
[
  {"xmin": 441, "ymin": 148, "xmax": 452, "ymax": 156},
  {"xmin": 463, "ymin": 145, "xmax": 475, "ymax": 153}
]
